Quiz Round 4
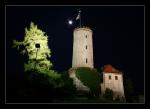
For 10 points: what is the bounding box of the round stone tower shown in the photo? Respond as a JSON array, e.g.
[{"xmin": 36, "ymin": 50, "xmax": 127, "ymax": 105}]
[{"xmin": 72, "ymin": 27, "xmax": 94, "ymax": 68}]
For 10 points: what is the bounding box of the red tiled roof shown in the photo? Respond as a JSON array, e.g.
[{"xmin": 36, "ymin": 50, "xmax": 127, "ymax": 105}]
[{"xmin": 102, "ymin": 64, "xmax": 121, "ymax": 74}]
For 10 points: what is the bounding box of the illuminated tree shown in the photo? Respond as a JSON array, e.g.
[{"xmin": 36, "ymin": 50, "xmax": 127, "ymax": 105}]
[{"xmin": 13, "ymin": 22, "xmax": 60, "ymax": 80}]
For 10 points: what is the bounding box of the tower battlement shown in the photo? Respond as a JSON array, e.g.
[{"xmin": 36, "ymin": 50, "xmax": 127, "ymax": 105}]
[{"xmin": 74, "ymin": 26, "xmax": 93, "ymax": 33}]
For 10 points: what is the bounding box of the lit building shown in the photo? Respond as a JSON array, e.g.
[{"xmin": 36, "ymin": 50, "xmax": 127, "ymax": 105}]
[
  {"xmin": 101, "ymin": 64, "xmax": 125, "ymax": 99},
  {"xmin": 72, "ymin": 27, "xmax": 93, "ymax": 68},
  {"xmin": 69, "ymin": 27, "xmax": 93, "ymax": 92}
]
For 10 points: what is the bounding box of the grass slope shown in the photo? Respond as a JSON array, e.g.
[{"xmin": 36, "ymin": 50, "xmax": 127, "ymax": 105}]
[{"xmin": 75, "ymin": 67, "xmax": 101, "ymax": 96}]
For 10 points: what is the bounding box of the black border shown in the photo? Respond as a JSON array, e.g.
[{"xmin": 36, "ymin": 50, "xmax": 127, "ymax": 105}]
[{"xmin": 2, "ymin": 0, "xmax": 149, "ymax": 106}]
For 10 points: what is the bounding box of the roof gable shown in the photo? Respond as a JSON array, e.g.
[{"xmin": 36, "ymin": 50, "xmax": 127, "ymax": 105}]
[{"xmin": 102, "ymin": 64, "xmax": 122, "ymax": 74}]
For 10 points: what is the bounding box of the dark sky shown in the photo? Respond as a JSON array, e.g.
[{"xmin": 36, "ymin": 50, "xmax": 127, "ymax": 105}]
[{"xmin": 6, "ymin": 6, "xmax": 144, "ymax": 94}]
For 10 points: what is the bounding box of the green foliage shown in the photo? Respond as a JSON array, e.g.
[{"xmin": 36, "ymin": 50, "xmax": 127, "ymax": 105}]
[
  {"xmin": 60, "ymin": 71, "xmax": 76, "ymax": 95},
  {"xmin": 13, "ymin": 22, "xmax": 52, "ymax": 71},
  {"xmin": 75, "ymin": 67, "xmax": 101, "ymax": 97},
  {"xmin": 114, "ymin": 96, "xmax": 120, "ymax": 101},
  {"xmin": 17, "ymin": 70, "xmax": 62, "ymax": 102},
  {"xmin": 114, "ymin": 96, "xmax": 126, "ymax": 102},
  {"xmin": 124, "ymin": 79, "xmax": 134, "ymax": 95},
  {"xmin": 124, "ymin": 78, "xmax": 135, "ymax": 102},
  {"xmin": 25, "ymin": 70, "xmax": 61, "ymax": 88},
  {"xmin": 13, "ymin": 22, "xmax": 61, "ymax": 89},
  {"xmin": 12, "ymin": 40, "xmax": 23, "ymax": 51},
  {"xmin": 104, "ymin": 88, "xmax": 114, "ymax": 100},
  {"xmin": 24, "ymin": 61, "xmax": 61, "ymax": 80}
]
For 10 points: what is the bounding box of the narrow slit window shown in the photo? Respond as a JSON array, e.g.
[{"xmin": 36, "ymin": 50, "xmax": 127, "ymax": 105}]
[
  {"xmin": 86, "ymin": 58, "xmax": 88, "ymax": 63},
  {"xmin": 86, "ymin": 45, "xmax": 87, "ymax": 49},
  {"xmin": 86, "ymin": 35, "xmax": 87, "ymax": 38},
  {"xmin": 115, "ymin": 76, "xmax": 118, "ymax": 80},
  {"xmin": 109, "ymin": 75, "xmax": 111, "ymax": 80}
]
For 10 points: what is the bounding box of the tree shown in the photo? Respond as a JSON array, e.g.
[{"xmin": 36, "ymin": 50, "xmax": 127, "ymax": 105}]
[
  {"xmin": 13, "ymin": 22, "xmax": 61, "ymax": 85},
  {"xmin": 56, "ymin": 71, "xmax": 76, "ymax": 100},
  {"xmin": 124, "ymin": 78, "xmax": 135, "ymax": 102},
  {"xmin": 13, "ymin": 22, "xmax": 52, "ymax": 70}
]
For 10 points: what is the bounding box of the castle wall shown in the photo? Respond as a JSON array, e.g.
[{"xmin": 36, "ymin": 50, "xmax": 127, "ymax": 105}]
[{"xmin": 69, "ymin": 68, "xmax": 90, "ymax": 92}]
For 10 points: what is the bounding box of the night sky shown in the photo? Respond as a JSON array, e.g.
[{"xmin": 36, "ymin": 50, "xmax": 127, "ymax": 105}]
[{"xmin": 6, "ymin": 6, "xmax": 144, "ymax": 94}]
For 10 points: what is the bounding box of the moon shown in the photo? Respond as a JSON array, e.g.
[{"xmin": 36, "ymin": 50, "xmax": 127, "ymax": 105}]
[{"xmin": 68, "ymin": 20, "xmax": 73, "ymax": 25}]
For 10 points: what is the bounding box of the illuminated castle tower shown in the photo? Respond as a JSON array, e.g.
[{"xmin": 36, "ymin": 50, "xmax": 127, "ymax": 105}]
[
  {"xmin": 69, "ymin": 27, "xmax": 93, "ymax": 93},
  {"xmin": 72, "ymin": 27, "xmax": 94, "ymax": 68},
  {"xmin": 69, "ymin": 11, "xmax": 94, "ymax": 93}
]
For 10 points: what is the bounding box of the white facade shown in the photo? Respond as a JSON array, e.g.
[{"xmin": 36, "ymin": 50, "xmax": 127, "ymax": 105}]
[
  {"xmin": 72, "ymin": 27, "xmax": 93, "ymax": 68},
  {"xmin": 101, "ymin": 72, "xmax": 125, "ymax": 99}
]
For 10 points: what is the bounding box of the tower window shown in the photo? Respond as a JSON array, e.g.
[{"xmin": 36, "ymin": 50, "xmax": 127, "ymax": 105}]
[
  {"xmin": 86, "ymin": 58, "xmax": 88, "ymax": 63},
  {"xmin": 115, "ymin": 76, "xmax": 118, "ymax": 80},
  {"xmin": 86, "ymin": 45, "xmax": 87, "ymax": 49},
  {"xmin": 86, "ymin": 35, "xmax": 87, "ymax": 38},
  {"xmin": 109, "ymin": 75, "xmax": 111, "ymax": 80}
]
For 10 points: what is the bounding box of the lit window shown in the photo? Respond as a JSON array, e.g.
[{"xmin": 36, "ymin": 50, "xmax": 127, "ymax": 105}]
[
  {"xmin": 86, "ymin": 58, "xmax": 88, "ymax": 63},
  {"xmin": 109, "ymin": 75, "xmax": 111, "ymax": 80},
  {"xmin": 115, "ymin": 76, "xmax": 118, "ymax": 80}
]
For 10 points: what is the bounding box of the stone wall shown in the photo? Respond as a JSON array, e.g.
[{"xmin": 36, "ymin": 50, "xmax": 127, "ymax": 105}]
[
  {"xmin": 72, "ymin": 27, "xmax": 93, "ymax": 68},
  {"xmin": 69, "ymin": 68, "xmax": 90, "ymax": 93}
]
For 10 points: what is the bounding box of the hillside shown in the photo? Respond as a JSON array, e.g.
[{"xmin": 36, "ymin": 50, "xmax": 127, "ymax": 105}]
[{"xmin": 75, "ymin": 67, "xmax": 101, "ymax": 96}]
